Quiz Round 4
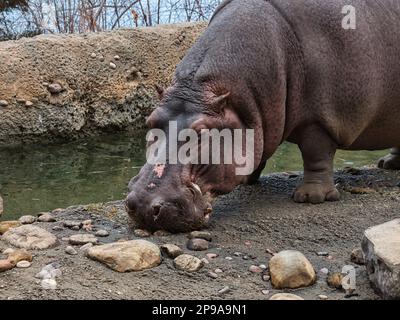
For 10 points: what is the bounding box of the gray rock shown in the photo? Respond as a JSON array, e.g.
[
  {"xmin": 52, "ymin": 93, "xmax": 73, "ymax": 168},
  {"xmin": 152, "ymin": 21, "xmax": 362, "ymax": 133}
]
[
  {"xmin": 160, "ymin": 244, "xmax": 183, "ymax": 258},
  {"xmin": 188, "ymin": 231, "xmax": 212, "ymax": 242},
  {"xmin": 0, "ymin": 100, "xmax": 8, "ymax": 107},
  {"xmin": 2, "ymin": 225, "xmax": 57, "ymax": 250},
  {"xmin": 350, "ymin": 248, "xmax": 365, "ymax": 265},
  {"xmin": 207, "ymin": 271, "xmax": 218, "ymax": 279},
  {"xmin": 18, "ymin": 215, "xmax": 36, "ymax": 224},
  {"xmin": 269, "ymin": 250, "xmax": 316, "ymax": 289},
  {"xmin": 52, "ymin": 226, "xmax": 63, "ymax": 231},
  {"xmin": 269, "ymin": 293, "xmax": 304, "ymax": 300},
  {"xmin": 95, "ymin": 229, "xmax": 109, "ymax": 237},
  {"xmin": 173, "ymin": 254, "xmax": 203, "ymax": 272},
  {"xmin": 63, "ymin": 220, "xmax": 82, "ymax": 229},
  {"xmin": 362, "ymin": 219, "xmax": 400, "ymax": 299},
  {"xmin": 69, "ymin": 234, "xmax": 98, "ymax": 245},
  {"xmin": 47, "ymin": 83, "xmax": 64, "ymax": 94},
  {"xmin": 87, "ymin": 240, "xmax": 161, "ymax": 272},
  {"xmin": 41, "ymin": 278, "xmax": 57, "ymax": 290},
  {"xmin": 37, "ymin": 213, "xmax": 56, "ymax": 222},
  {"xmin": 187, "ymin": 238, "xmax": 209, "ymax": 251},
  {"xmin": 65, "ymin": 246, "xmax": 78, "ymax": 255}
]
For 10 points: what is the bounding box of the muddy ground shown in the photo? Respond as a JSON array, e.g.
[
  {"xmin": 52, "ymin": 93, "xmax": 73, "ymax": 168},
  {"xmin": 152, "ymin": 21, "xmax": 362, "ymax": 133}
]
[{"xmin": 0, "ymin": 167, "xmax": 399, "ymax": 300}]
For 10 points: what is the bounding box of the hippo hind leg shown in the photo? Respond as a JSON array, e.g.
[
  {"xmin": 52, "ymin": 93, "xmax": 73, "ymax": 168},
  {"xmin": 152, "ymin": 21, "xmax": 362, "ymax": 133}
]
[
  {"xmin": 378, "ymin": 147, "xmax": 400, "ymax": 170},
  {"xmin": 292, "ymin": 125, "xmax": 340, "ymax": 204}
]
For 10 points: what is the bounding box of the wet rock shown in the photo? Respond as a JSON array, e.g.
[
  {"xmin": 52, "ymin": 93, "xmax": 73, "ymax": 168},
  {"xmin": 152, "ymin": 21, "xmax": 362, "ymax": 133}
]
[
  {"xmin": 0, "ymin": 221, "xmax": 22, "ymax": 234},
  {"xmin": 16, "ymin": 260, "xmax": 31, "ymax": 268},
  {"xmin": 110, "ymin": 62, "xmax": 117, "ymax": 69},
  {"xmin": 19, "ymin": 215, "xmax": 36, "ymax": 224},
  {"xmin": 2, "ymin": 225, "xmax": 57, "ymax": 250},
  {"xmin": 134, "ymin": 229, "xmax": 151, "ymax": 237},
  {"xmin": 95, "ymin": 229, "xmax": 109, "ymax": 237},
  {"xmin": 63, "ymin": 220, "xmax": 82, "ymax": 229},
  {"xmin": 153, "ymin": 230, "xmax": 170, "ymax": 237},
  {"xmin": 69, "ymin": 234, "xmax": 98, "ymax": 245},
  {"xmin": 41, "ymin": 279, "xmax": 57, "ymax": 290},
  {"xmin": 160, "ymin": 244, "xmax": 183, "ymax": 258},
  {"xmin": 350, "ymin": 248, "xmax": 365, "ymax": 265},
  {"xmin": 37, "ymin": 213, "xmax": 56, "ymax": 222},
  {"xmin": 173, "ymin": 254, "xmax": 203, "ymax": 272},
  {"xmin": 249, "ymin": 265, "xmax": 263, "ymax": 273},
  {"xmin": 187, "ymin": 238, "xmax": 209, "ymax": 251},
  {"xmin": 0, "ymin": 100, "xmax": 8, "ymax": 107},
  {"xmin": 87, "ymin": 240, "xmax": 161, "ymax": 272},
  {"xmin": 188, "ymin": 231, "xmax": 212, "ymax": 242},
  {"xmin": 206, "ymin": 253, "xmax": 218, "ymax": 259},
  {"xmin": 327, "ymin": 272, "xmax": 343, "ymax": 289},
  {"xmin": 65, "ymin": 246, "xmax": 78, "ymax": 255},
  {"xmin": 269, "ymin": 293, "xmax": 304, "ymax": 300},
  {"xmin": 269, "ymin": 250, "xmax": 316, "ymax": 289},
  {"xmin": 362, "ymin": 219, "xmax": 400, "ymax": 299},
  {"xmin": 47, "ymin": 83, "xmax": 64, "ymax": 94},
  {"xmin": 218, "ymin": 286, "xmax": 230, "ymax": 295}
]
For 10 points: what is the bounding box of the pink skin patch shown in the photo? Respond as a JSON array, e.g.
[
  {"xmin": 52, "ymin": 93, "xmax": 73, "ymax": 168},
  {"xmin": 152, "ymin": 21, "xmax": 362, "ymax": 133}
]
[{"xmin": 153, "ymin": 164, "xmax": 166, "ymax": 178}]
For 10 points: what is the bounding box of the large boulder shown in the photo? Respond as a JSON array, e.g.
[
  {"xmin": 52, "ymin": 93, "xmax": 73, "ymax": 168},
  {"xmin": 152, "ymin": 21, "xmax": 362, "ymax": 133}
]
[
  {"xmin": 87, "ymin": 240, "xmax": 161, "ymax": 272},
  {"xmin": 362, "ymin": 219, "xmax": 400, "ymax": 299},
  {"xmin": 2, "ymin": 225, "xmax": 57, "ymax": 250}
]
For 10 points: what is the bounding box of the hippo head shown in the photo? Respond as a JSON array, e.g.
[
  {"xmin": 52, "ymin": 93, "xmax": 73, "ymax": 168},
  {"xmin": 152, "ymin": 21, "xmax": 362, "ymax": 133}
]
[{"xmin": 126, "ymin": 85, "xmax": 257, "ymax": 232}]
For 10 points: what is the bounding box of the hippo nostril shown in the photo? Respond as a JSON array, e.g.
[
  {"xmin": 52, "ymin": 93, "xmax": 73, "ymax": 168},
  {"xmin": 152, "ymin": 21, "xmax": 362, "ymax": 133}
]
[{"xmin": 152, "ymin": 204, "xmax": 162, "ymax": 220}]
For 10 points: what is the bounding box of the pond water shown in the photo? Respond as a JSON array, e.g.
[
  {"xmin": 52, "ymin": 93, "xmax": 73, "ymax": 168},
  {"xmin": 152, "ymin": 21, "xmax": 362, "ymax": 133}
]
[{"xmin": 0, "ymin": 133, "xmax": 388, "ymax": 220}]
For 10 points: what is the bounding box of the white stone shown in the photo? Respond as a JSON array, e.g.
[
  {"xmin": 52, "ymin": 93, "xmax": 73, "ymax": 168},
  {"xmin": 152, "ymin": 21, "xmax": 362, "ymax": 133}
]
[
  {"xmin": 2, "ymin": 225, "xmax": 57, "ymax": 250},
  {"xmin": 269, "ymin": 293, "xmax": 304, "ymax": 300}
]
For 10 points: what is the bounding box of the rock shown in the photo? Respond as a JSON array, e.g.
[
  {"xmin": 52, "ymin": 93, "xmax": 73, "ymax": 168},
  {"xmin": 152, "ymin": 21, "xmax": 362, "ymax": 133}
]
[
  {"xmin": 65, "ymin": 246, "xmax": 78, "ymax": 255},
  {"xmin": 350, "ymin": 248, "xmax": 365, "ymax": 265},
  {"xmin": 37, "ymin": 213, "xmax": 56, "ymax": 222},
  {"xmin": 214, "ymin": 268, "xmax": 223, "ymax": 273},
  {"xmin": 90, "ymin": 53, "xmax": 97, "ymax": 58},
  {"xmin": 71, "ymin": 226, "xmax": 80, "ymax": 231},
  {"xmin": 201, "ymin": 258, "xmax": 209, "ymax": 265},
  {"xmin": 114, "ymin": 55, "xmax": 120, "ymax": 60},
  {"xmin": 319, "ymin": 268, "xmax": 329, "ymax": 275},
  {"xmin": 262, "ymin": 290, "xmax": 270, "ymax": 295},
  {"xmin": 218, "ymin": 286, "xmax": 230, "ymax": 295},
  {"xmin": 19, "ymin": 215, "xmax": 36, "ymax": 224},
  {"xmin": 0, "ymin": 100, "xmax": 8, "ymax": 107},
  {"xmin": 87, "ymin": 240, "xmax": 161, "ymax": 272},
  {"xmin": 318, "ymin": 294, "xmax": 328, "ymax": 300},
  {"xmin": 52, "ymin": 226, "xmax": 63, "ymax": 231},
  {"xmin": 134, "ymin": 229, "xmax": 151, "ymax": 237},
  {"xmin": 98, "ymin": 55, "xmax": 105, "ymax": 61},
  {"xmin": 207, "ymin": 271, "xmax": 218, "ymax": 279},
  {"xmin": 259, "ymin": 264, "xmax": 267, "ymax": 270},
  {"xmin": 173, "ymin": 254, "xmax": 203, "ymax": 272},
  {"xmin": 234, "ymin": 252, "xmax": 242, "ymax": 257},
  {"xmin": 206, "ymin": 253, "xmax": 218, "ymax": 259},
  {"xmin": 262, "ymin": 274, "xmax": 271, "ymax": 281},
  {"xmin": 160, "ymin": 244, "xmax": 183, "ymax": 258},
  {"xmin": 69, "ymin": 234, "xmax": 98, "ymax": 245},
  {"xmin": 25, "ymin": 100, "xmax": 33, "ymax": 107},
  {"xmin": 95, "ymin": 229, "xmax": 109, "ymax": 237},
  {"xmin": 0, "ymin": 260, "xmax": 14, "ymax": 272},
  {"xmin": 316, "ymin": 251, "xmax": 329, "ymax": 257},
  {"xmin": 41, "ymin": 278, "xmax": 57, "ymax": 290},
  {"xmin": 188, "ymin": 231, "xmax": 212, "ymax": 242},
  {"xmin": 269, "ymin": 250, "xmax": 316, "ymax": 289},
  {"xmin": 269, "ymin": 293, "xmax": 304, "ymax": 300},
  {"xmin": 0, "ymin": 221, "xmax": 22, "ymax": 234},
  {"xmin": 225, "ymin": 256, "xmax": 233, "ymax": 261},
  {"xmin": 249, "ymin": 265, "xmax": 263, "ymax": 273},
  {"xmin": 7, "ymin": 249, "xmax": 33, "ymax": 265},
  {"xmin": 362, "ymin": 219, "xmax": 400, "ymax": 299},
  {"xmin": 110, "ymin": 62, "xmax": 117, "ymax": 69},
  {"xmin": 327, "ymin": 272, "xmax": 343, "ymax": 289},
  {"xmin": 16, "ymin": 260, "xmax": 31, "ymax": 268},
  {"xmin": 79, "ymin": 243, "xmax": 93, "ymax": 252},
  {"xmin": 63, "ymin": 220, "xmax": 82, "ymax": 229},
  {"xmin": 2, "ymin": 225, "xmax": 57, "ymax": 250},
  {"xmin": 0, "ymin": 195, "xmax": 3, "ymax": 215},
  {"xmin": 47, "ymin": 83, "xmax": 64, "ymax": 94},
  {"xmin": 153, "ymin": 230, "xmax": 170, "ymax": 237},
  {"xmin": 187, "ymin": 238, "xmax": 209, "ymax": 251}
]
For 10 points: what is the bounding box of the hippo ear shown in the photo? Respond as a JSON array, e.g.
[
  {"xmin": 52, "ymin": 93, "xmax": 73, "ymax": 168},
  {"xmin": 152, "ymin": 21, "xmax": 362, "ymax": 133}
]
[
  {"xmin": 154, "ymin": 84, "xmax": 165, "ymax": 100},
  {"xmin": 209, "ymin": 92, "xmax": 230, "ymax": 112}
]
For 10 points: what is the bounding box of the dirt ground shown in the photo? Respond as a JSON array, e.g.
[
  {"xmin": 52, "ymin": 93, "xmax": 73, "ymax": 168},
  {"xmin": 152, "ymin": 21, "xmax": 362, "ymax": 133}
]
[{"xmin": 0, "ymin": 167, "xmax": 399, "ymax": 300}]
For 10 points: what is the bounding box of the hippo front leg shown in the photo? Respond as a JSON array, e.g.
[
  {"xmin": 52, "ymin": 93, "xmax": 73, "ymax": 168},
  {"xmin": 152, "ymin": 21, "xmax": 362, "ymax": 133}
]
[
  {"xmin": 292, "ymin": 125, "xmax": 340, "ymax": 204},
  {"xmin": 377, "ymin": 147, "xmax": 400, "ymax": 170}
]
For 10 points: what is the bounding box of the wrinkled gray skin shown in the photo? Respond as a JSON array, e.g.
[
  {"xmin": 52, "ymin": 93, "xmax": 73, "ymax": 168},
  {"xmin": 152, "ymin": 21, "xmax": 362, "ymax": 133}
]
[{"xmin": 127, "ymin": 0, "xmax": 400, "ymax": 232}]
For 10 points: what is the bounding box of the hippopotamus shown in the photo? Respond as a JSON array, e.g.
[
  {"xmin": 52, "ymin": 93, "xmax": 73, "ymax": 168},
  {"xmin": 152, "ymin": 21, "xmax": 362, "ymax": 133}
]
[{"xmin": 126, "ymin": 0, "xmax": 400, "ymax": 232}]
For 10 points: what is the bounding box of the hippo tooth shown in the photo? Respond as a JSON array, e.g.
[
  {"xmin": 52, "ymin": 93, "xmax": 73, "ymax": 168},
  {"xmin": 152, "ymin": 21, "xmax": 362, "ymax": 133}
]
[{"xmin": 191, "ymin": 183, "xmax": 202, "ymax": 195}]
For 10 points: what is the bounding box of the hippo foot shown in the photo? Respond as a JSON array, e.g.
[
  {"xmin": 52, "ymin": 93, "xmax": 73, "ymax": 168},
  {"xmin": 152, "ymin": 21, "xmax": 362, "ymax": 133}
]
[
  {"xmin": 293, "ymin": 183, "xmax": 340, "ymax": 204},
  {"xmin": 377, "ymin": 153, "xmax": 400, "ymax": 170}
]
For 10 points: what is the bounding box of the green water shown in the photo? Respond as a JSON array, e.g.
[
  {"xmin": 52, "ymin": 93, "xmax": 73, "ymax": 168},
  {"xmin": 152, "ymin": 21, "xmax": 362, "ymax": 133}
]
[{"xmin": 0, "ymin": 133, "xmax": 388, "ymax": 220}]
